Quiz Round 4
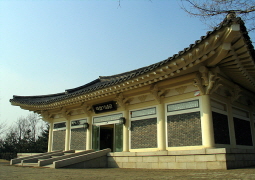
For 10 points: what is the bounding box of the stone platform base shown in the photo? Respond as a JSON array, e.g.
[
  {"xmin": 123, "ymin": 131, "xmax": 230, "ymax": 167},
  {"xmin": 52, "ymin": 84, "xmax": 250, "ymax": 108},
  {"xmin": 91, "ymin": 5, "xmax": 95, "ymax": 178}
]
[{"xmin": 107, "ymin": 148, "xmax": 255, "ymax": 169}]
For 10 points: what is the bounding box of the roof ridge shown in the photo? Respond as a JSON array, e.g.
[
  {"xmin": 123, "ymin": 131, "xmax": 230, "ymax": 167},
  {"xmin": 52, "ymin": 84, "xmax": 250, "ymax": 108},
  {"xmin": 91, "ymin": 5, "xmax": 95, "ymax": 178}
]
[
  {"xmin": 65, "ymin": 79, "xmax": 101, "ymax": 93},
  {"xmin": 98, "ymin": 61, "xmax": 165, "ymax": 80}
]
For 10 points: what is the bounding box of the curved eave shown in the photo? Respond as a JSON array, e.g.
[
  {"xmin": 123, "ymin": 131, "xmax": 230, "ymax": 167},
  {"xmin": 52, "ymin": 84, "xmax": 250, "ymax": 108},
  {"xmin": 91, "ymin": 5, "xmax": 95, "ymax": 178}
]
[
  {"xmin": 216, "ymin": 24, "xmax": 255, "ymax": 92},
  {"xmin": 10, "ymin": 16, "xmax": 255, "ymax": 110}
]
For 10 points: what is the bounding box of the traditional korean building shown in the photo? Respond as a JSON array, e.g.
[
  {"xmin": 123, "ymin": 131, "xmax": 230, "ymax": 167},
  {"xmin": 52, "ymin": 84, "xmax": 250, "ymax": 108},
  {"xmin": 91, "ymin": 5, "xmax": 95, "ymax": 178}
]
[{"xmin": 10, "ymin": 14, "xmax": 255, "ymax": 169}]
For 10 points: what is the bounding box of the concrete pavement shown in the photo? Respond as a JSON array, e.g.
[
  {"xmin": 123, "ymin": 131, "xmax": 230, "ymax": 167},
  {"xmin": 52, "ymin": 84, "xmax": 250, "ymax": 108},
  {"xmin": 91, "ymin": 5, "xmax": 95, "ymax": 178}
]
[{"xmin": 1, "ymin": 159, "xmax": 255, "ymax": 179}]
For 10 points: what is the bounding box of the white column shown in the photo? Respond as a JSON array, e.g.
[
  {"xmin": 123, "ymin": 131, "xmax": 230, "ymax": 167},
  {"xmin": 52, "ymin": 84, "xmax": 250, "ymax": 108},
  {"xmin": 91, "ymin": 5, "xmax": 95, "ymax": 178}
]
[
  {"xmin": 123, "ymin": 110, "xmax": 129, "ymax": 152},
  {"xmin": 201, "ymin": 95, "xmax": 215, "ymax": 148},
  {"xmin": 86, "ymin": 116, "xmax": 92, "ymax": 150},
  {"xmin": 157, "ymin": 103, "xmax": 166, "ymax": 151},
  {"xmin": 48, "ymin": 121, "xmax": 53, "ymax": 152},
  {"xmin": 65, "ymin": 120, "xmax": 71, "ymax": 151}
]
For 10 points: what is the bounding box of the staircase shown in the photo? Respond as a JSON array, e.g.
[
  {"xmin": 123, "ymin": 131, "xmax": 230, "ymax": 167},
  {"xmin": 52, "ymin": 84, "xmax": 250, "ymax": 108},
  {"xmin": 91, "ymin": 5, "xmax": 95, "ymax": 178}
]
[{"xmin": 10, "ymin": 149, "xmax": 111, "ymax": 169}]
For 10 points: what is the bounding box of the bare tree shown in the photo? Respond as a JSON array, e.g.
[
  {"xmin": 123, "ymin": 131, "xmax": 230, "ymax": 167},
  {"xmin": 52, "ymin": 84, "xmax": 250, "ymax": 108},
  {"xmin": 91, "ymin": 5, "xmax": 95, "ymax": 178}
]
[
  {"xmin": 27, "ymin": 113, "xmax": 40, "ymax": 142},
  {"xmin": 15, "ymin": 116, "xmax": 29, "ymax": 140},
  {"xmin": 0, "ymin": 120, "xmax": 6, "ymax": 138},
  {"xmin": 13, "ymin": 113, "xmax": 42, "ymax": 141},
  {"xmin": 181, "ymin": 0, "xmax": 255, "ymax": 32},
  {"xmin": 0, "ymin": 113, "xmax": 48, "ymax": 157}
]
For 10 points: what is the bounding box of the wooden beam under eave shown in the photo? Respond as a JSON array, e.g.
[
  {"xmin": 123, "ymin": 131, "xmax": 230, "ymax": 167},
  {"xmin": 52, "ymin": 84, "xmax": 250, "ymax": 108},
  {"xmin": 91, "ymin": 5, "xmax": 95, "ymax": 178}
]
[
  {"xmin": 223, "ymin": 24, "xmax": 241, "ymax": 43},
  {"xmin": 20, "ymin": 105, "xmax": 38, "ymax": 112},
  {"xmin": 207, "ymin": 43, "xmax": 231, "ymax": 67},
  {"xmin": 239, "ymin": 56, "xmax": 253, "ymax": 62},
  {"xmin": 219, "ymin": 59, "xmax": 239, "ymax": 67}
]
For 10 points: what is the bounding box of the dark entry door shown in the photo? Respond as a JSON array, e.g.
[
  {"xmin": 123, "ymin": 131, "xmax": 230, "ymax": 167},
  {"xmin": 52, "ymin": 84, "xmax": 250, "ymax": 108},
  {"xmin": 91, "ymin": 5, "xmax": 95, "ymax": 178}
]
[{"xmin": 100, "ymin": 125, "xmax": 114, "ymax": 151}]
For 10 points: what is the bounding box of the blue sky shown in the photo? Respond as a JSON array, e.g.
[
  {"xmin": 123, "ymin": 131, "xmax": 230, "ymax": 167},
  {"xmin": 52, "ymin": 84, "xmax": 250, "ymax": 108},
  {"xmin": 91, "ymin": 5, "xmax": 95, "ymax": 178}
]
[{"xmin": 1, "ymin": 0, "xmax": 225, "ymax": 126}]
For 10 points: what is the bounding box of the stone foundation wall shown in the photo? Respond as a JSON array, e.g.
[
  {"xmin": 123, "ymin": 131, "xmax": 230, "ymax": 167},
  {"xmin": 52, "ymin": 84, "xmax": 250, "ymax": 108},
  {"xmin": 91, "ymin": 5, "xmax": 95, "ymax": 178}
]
[{"xmin": 108, "ymin": 148, "xmax": 255, "ymax": 169}]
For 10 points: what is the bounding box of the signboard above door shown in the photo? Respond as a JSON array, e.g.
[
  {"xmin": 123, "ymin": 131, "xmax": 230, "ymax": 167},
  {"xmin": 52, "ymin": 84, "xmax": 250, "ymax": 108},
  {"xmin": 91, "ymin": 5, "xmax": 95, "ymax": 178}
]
[{"xmin": 93, "ymin": 101, "xmax": 117, "ymax": 114}]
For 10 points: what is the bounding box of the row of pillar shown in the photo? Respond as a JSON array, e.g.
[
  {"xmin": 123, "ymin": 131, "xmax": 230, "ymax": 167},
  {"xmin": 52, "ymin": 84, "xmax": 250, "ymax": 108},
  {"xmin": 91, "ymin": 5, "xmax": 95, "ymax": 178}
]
[
  {"xmin": 123, "ymin": 94, "xmax": 215, "ymax": 151},
  {"xmin": 47, "ymin": 94, "xmax": 215, "ymax": 152},
  {"xmin": 47, "ymin": 117, "xmax": 92, "ymax": 152}
]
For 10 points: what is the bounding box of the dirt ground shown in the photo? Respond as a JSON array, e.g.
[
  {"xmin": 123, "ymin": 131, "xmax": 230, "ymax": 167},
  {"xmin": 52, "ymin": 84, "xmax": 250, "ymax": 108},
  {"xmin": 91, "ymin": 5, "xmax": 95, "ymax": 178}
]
[{"xmin": 1, "ymin": 160, "xmax": 255, "ymax": 180}]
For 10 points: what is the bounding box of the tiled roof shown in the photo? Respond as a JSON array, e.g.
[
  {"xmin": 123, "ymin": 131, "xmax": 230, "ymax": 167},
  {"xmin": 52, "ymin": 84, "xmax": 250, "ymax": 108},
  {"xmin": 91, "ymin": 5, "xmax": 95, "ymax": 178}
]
[{"xmin": 10, "ymin": 15, "xmax": 255, "ymax": 107}]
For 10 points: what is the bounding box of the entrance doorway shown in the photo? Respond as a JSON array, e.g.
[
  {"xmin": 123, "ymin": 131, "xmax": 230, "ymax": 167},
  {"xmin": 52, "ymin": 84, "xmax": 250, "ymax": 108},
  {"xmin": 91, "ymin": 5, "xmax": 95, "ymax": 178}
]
[
  {"xmin": 100, "ymin": 125, "xmax": 114, "ymax": 150},
  {"xmin": 92, "ymin": 123, "xmax": 123, "ymax": 152}
]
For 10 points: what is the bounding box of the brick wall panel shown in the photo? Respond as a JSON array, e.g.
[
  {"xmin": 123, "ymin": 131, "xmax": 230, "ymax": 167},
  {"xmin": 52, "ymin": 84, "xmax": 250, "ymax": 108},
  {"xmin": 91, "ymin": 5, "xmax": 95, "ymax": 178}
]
[
  {"xmin": 234, "ymin": 117, "xmax": 253, "ymax": 146},
  {"xmin": 70, "ymin": 128, "xmax": 87, "ymax": 150},
  {"xmin": 52, "ymin": 130, "xmax": 65, "ymax": 151},
  {"xmin": 131, "ymin": 118, "xmax": 157, "ymax": 149},
  {"xmin": 212, "ymin": 111, "xmax": 230, "ymax": 144},
  {"xmin": 167, "ymin": 111, "xmax": 202, "ymax": 147}
]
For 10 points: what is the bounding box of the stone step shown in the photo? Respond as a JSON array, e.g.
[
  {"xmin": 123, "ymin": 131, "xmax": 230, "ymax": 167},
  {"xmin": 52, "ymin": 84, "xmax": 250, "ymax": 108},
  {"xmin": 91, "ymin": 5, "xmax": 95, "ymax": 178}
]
[
  {"xmin": 64, "ymin": 153, "xmax": 74, "ymax": 155},
  {"xmin": 22, "ymin": 163, "xmax": 38, "ymax": 167},
  {"xmin": 13, "ymin": 163, "xmax": 22, "ymax": 166},
  {"xmin": 51, "ymin": 156, "xmax": 63, "ymax": 158},
  {"xmin": 53, "ymin": 148, "xmax": 110, "ymax": 169},
  {"xmin": 42, "ymin": 164, "xmax": 54, "ymax": 168},
  {"xmin": 38, "ymin": 159, "xmax": 49, "ymax": 161}
]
